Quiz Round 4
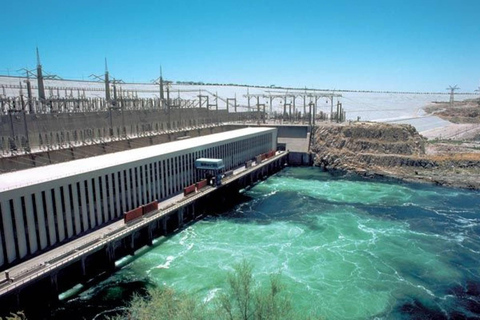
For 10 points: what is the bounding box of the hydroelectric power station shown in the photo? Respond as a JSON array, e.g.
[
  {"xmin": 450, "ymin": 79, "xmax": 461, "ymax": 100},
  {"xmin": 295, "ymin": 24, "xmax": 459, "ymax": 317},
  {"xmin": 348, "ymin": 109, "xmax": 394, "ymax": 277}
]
[
  {"xmin": 0, "ymin": 53, "xmax": 324, "ymax": 315},
  {"xmin": 0, "ymin": 126, "xmax": 290, "ymax": 313}
]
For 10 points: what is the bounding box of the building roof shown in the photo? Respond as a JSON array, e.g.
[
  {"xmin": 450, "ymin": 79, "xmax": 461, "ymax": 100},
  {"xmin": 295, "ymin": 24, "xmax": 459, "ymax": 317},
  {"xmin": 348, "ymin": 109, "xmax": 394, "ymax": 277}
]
[
  {"xmin": 195, "ymin": 158, "xmax": 225, "ymax": 170},
  {"xmin": 0, "ymin": 127, "xmax": 276, "ymax": 192}
]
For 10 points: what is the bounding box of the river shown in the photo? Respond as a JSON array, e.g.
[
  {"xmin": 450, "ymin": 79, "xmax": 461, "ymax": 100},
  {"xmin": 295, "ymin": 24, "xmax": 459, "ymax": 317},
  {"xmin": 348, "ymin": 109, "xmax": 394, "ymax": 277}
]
[{"xmin": 53, "ymin": 167, "xmax": 480, "ymax": 319}]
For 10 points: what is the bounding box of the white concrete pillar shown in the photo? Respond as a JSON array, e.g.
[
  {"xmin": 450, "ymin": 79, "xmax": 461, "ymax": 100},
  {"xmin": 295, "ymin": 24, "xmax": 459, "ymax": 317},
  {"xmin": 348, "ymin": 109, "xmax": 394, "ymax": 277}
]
[
  {"xmin": 159, "ymin": 161, "xmax": 165, "ymax": 199},
  {"xmin": 176, "ymin": 157, "xmax": 180, "ymax": 192},
  {"xmin": 24, "ymin": 195, "xmax": 38, "ymax": 254},
  {"xmin": 98, "ymin": 176, "xmax": 110, "ymax": 222},
  {"xmin": 54, "ymin": 187, "xmax": 66, "ymax": 242},
  {"xmin": 140, "ymin": 164, "xmax": 150, "ymax": 205},
  {"xmin": 62, "ymin": 185, "xmax": 74, "ymax": 238},
  {"xmin": 178, "ymin": 156, "xmax": 183, "ymax": 188},
  {"xmin": 12, "ymin": 197, "xmax": 27, "ymax": 258},
  {"xmin": 169, "ymin": 159, "xmax": 174, "ymax": 196},
  {"xmin": 162, "ymin": 160, "xmax": 167, "ymax": 197},
  {"xmin": 171, "ymin": 158, "xmax": 175, "ymax": 195},
  {"xmin": 136, "ymin": 166, "xmax": 142, "ymax": 206},
  {"xmin": 44, "ymin": 190, "xmax": 57, "ymax": 246},
  {"xmin": 165, "ymin": 160, "xmax": 170, "ymax": 197},
  {"xmin": 190, "ymin": 153, "xmax": 194, "ymax": 183},
  {"xmin": 152, "ymin": 162, "xmax": 158, "ymax": 201},
  {"xmin": 116, "ymin": 172, "xmax": 124, "ymax": 215},
  {"xmin": 79, "ymin": 182, "xmax": 89, "ymax": 232},
  {"xmin": 0, "ymin": 201, "xmax": 16, "ymax": 263},
  {"xmin": 94, "ymin": 177, "xmax": 102, "ymax": 225},
  {"xmin": 186, "ymin": 154, "xmax": 190, "ymax": 185},
  {"xmin": 174, "ymin": 158, "xmax": 179, "ymax": 192},
  {"xmin": 183, "ymin": 157, "xmax": 187, "ymax": 187},
  {"xmin": 144, "ymin": 164, "xmax": 150, "ymax": 202},
  {"xmin": 105, "ymin": 175, "xmax": 114, "ymax": 220},
  {"xmin": 126, "ymin": 168, "xmax": 132, "ymax": 210},
  {"xmin": 178, "ymin": 157, "xmax": 182, "ymax": 191},
  {"xmin": 132, "ymin": 167, "xmax": 142, "ymax": 208},
  {"xmin": 34, "ymin": 192, "xmax": 48, "ymax": 249},
  {"xmin": 183, "ymin": 156, "xmax": 187, "ymax": 187},
  {"xmin": 71, "ymin": 183, "xmax": 82, "ymax": 234},
  {"xmin": 87, "ymin": 179, "xmax": 96, "ymax": 228},
  {"xmin": 186, "ymin": 155, "xmax": 190, "ymax": 186},
  {"xmin": 107, "ymin": 174, "xmax": 115, "ymax": 219}
]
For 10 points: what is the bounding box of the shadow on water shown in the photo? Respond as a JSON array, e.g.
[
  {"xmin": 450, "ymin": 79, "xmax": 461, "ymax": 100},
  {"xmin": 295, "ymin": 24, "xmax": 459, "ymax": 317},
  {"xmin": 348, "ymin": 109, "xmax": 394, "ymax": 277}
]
[
  {"xmin": 48, "ymin": 230, "xmax": 189, "ymax": 319},
  {"xmin": 50, "ymin": 279, "xmax": 154, "ymax": 320},
  {"xmin": 386, "ymin": 280, "xmax": 480, "ymax": 320},
  {"xmin": 447, "ymin": 281, "xmax": 480, "ymax": 317}
]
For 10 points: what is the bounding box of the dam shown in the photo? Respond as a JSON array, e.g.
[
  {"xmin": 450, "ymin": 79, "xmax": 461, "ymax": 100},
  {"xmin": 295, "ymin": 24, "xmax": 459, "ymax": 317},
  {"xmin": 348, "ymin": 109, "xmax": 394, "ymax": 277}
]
[{"xmin": 0, "ymin": 126, "xmax": 290, "ymax": 313}]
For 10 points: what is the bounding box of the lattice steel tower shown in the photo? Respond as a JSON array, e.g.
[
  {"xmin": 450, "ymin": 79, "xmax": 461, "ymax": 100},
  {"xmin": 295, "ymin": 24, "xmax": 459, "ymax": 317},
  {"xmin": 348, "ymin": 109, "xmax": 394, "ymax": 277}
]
[{"xmin": 447, "ymin": 85, "xmax": 459, "ymax": 107}]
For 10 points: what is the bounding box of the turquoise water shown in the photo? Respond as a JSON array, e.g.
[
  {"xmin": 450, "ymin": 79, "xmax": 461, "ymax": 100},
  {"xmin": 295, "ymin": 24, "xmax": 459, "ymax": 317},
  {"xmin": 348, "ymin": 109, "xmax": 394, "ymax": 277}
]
[{"xmin": 58, "ymin": 167, "xmax": 480, "ymax": 319}]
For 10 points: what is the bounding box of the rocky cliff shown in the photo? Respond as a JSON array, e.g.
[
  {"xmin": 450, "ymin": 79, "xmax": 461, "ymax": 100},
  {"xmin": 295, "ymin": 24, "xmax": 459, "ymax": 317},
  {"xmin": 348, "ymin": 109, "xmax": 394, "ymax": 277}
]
[{"xmin": 311, "ymin": 122, "xmax": 480, "ymax": 189}]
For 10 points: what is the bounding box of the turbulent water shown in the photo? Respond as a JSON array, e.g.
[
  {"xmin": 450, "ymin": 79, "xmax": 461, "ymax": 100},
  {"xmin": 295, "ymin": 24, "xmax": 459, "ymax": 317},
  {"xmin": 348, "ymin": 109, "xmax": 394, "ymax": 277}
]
[{"xmin": 55, "ymin": 167, "xmax": 480, "ymax": 319}]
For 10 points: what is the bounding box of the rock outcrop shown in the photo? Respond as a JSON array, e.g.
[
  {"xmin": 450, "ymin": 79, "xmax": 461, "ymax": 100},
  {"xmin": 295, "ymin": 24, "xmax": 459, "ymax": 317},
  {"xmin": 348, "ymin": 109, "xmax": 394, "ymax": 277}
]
[{"xmin": 311, "ymin": 122, "xmax": 480, "ymax": 190}]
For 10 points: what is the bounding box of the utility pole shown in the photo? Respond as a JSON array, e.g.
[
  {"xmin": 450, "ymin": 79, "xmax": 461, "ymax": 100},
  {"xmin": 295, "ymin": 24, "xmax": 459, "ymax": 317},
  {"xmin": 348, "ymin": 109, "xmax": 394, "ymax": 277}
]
[
  {"xmin": 159, "ymin": 66, "xmax": 165, "ymax": 106},
  {"xmin": 105, "ymin": 58, "xmax": 111, "ymax": 101},
  {"xmin": 25, "ymin": 73, "xmax": 33, "ymax": 113},
  {"xmin": 269, "ymin": 94, "xmax": 274, "ymax": 116},
  {"xmin": 336, "ymin": 101, "xmax": 340, "ymax": 122},
  {"xmin": 226, "ymin": 97, "xmax": 236, "ymax": 113},
  {"xmin": 36, "ymin": 47, "xmax": 46, "ymax": 101},
  {"xmin": 291, "ymin": 95, "xmax": 295, "ymax": 122},
  {"xmin": 308, "ymin": 101, "xmax": 314, "ymax": 125},
  {"xmin": 313, "ymin": 101, "xmax": 317, "ymax": 125},
  {"xmin": 166, "ymin": 86, "xmax": 171, "ymax": 129},
  {"xmin": 303, "ymin": 92, "xmax": 307, "ymax": 124},
  {"xmin": 330, "ymin": 95, "xmax": 334, "ymax": 122},
  {"xmin": 256, "ymin": 96, "xmax": 262, "ymax": 123},
  {"xmin": 447, "ymin": 85, "xmax": 459, "ymax": 107}
]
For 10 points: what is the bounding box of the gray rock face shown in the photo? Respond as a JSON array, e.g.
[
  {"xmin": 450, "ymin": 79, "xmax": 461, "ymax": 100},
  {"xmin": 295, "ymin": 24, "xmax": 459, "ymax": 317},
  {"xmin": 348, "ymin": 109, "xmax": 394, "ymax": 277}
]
[{"xmin": 310, "ymin": 122, "xmax": 480, "ymax": 190}]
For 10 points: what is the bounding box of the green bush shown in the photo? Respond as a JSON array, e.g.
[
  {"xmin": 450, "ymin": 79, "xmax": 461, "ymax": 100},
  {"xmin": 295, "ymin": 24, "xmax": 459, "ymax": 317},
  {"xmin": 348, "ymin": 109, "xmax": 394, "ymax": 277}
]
[{"xmin": 111, "ymin": 260, "xmax": 317, "ymax": 320}]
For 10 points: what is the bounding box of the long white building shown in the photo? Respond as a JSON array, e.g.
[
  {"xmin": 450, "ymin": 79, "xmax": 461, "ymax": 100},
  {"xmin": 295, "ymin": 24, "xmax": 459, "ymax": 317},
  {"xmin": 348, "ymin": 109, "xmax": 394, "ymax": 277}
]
[{"xmin": 0, "ymin": 127, "xmax": 277, "ymax": 269}]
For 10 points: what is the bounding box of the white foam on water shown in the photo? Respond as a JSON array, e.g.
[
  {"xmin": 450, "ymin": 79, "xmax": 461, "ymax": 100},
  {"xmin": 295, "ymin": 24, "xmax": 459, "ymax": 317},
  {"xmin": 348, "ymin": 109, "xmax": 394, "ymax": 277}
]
[
  {"xmin": 203, "ymin": 288, "xmax": 221, "ymax": 303},
  {"xmin": 154, "ymin": 255, "xmax": 175, "ymax": 269}
]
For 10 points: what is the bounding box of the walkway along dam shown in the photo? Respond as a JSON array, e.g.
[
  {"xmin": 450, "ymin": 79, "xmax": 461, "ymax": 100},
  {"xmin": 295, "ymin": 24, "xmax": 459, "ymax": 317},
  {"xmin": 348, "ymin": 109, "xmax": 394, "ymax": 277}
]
[{"xmin": 0, "ymin": 126, "xmax": 291, "ymax": 313}]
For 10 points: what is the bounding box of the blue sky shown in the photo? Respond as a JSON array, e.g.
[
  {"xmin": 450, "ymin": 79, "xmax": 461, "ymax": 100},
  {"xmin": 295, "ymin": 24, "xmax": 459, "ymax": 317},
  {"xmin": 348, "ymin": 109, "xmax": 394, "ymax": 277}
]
[{"xmin": 1, "ymin": 0, "xmax": 479, "ymax": 92}]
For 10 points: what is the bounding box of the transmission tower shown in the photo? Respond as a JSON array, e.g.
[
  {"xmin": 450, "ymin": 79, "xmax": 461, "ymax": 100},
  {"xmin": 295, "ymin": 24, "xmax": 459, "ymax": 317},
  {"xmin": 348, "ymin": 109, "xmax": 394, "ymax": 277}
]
[
  {"xmin": 36, "ymin": 47, "xmax": 46, "ymax": 101},
  {"xmin": 105, "ymin": 58, "xmax": 111, "ymax": 101},
  {"xmin": 159, "ymin": 66, "xmax": 165, "ymax": 102},
  {"xmin": 446, "ymin": 85, "xmax": 459, "ymax": 107}
]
